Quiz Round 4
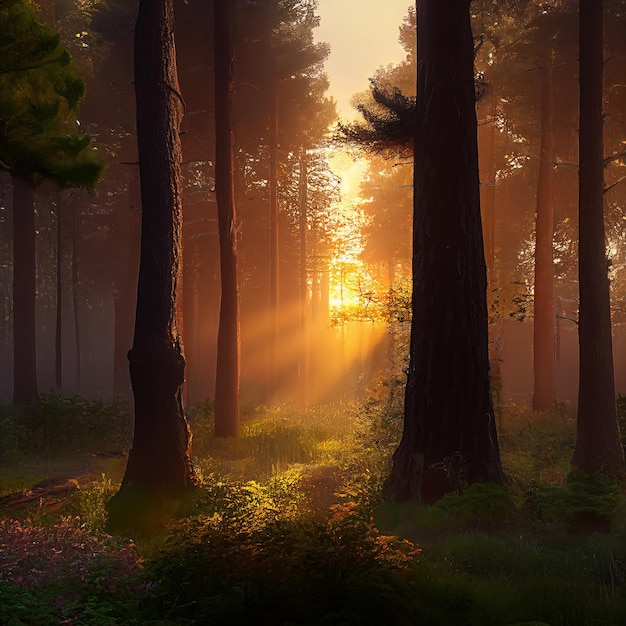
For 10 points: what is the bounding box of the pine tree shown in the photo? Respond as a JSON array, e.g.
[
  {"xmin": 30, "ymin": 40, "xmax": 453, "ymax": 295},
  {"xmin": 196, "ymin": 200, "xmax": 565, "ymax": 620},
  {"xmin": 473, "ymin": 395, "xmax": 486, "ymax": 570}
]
[{"xmin": 0, "ymin": 0, "xmax": 101, "ymax": 405}]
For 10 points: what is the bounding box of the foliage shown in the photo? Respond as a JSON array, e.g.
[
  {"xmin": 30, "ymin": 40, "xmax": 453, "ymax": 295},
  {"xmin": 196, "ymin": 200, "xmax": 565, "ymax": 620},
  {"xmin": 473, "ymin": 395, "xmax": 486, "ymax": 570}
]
[
  {"xmin": 339, "ymin": 83, "xmax": 416, "ymax": 158},
  {"xmin": 498, "ymin": 402, "xmax": 575, "ymax": 486},
  {"xmin": 0, "ymin": 394, "xmax": 132, "ymax": 462},
  {"xmin": 0, "ymin": 0, "xmax": 102, "ymax": 187},
  {"xmin": 189, "ymin": 401, "xmax": 361, "ymax": 479},
  {"xmin": 0, "ymin": 396, "xmax": 626, "ymax": 624},
  {"xmin": 142, "ymin": 483, "xmax": 419, "ymax": 626},
  {"xmin": 525, "ymin": 469, "xmax": 621, "ymax": 533},
  {"xmin": 65, "ymin": 473, "xmax": 117, "ymax": 532}
]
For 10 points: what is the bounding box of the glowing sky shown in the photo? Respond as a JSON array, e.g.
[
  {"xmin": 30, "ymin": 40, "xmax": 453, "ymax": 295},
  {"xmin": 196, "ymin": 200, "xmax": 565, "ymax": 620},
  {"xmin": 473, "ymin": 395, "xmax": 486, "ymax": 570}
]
[
  {"xmin": 312, "ymin": 1, "xmax": 412, "ymax": 233},
  {"xmin": 314, "ymin": 0, "xmax": 412, "ymax": 120}
]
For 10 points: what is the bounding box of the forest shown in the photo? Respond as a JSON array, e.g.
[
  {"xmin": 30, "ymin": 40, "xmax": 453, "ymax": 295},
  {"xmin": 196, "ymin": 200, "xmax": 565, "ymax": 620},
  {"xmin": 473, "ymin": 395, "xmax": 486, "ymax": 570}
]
[{"xmin": 2, "ymin": 0, "xmax": 626, "ymax": 623}]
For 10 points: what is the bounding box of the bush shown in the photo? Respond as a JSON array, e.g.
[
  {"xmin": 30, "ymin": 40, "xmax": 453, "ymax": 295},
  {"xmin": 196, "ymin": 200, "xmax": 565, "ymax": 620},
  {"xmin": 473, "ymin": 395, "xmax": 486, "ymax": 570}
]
[
  {"xmin": 0, "ymin": 395, "xmax": 133, "ymax": 462},
  {"xmin": 417, "ymin": 483, "xmax": 522, "ymax": 535},
  {"xmin": 143, "ymin": 505, "xmax": 419, "ymax": 625},
  {"xmin": 525, "ymin": 469, "xmax": 620, "ymax": 533}
]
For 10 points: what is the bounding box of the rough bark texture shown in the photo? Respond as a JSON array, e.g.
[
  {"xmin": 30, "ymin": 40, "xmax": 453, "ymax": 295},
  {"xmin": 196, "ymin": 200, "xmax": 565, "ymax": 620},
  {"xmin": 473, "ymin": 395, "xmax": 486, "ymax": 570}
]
[
  {"xmin": 573, "ymin": 0, "xmax": 624, "ymax": 474},
  {"xmin": 12, "ymin": 174, "xmax": 38, "ymax": 405},
  {"xmin": 108, "ymin": 0, "xmax": 194, "ymax": 528},
  {"xmin": 385, "ymin": 0, "xmax": 504, "ymax": 504},
  {"xmin": 532, "ymin": 57, "xmax": 555, "ymax": 412},
  {"xmin": 214, "ymin": 0, "xmax": 241, "ymax": 438}
]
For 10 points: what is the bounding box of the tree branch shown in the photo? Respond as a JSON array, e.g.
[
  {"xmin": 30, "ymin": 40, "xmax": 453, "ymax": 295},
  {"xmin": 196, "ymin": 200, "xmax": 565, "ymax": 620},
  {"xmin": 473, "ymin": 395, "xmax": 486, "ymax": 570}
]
[
  {"xmin": 604, "ymin": 151, "xmax": 626, "ymax": 167},
  {"xmin": 0, "ymin": 50, "xmax": 67, "ymax": 74},
  {"xmin": 604, "ymin": 176, "xmax": 626, "ymax": 195}
]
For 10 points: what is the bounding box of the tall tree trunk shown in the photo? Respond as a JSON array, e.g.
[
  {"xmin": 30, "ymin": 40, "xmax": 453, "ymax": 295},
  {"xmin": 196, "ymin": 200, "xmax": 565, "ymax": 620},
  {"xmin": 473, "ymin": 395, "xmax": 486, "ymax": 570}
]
[
  {"xmin": 214, "ymin": 0, "xmax": 240, "ymax": 437},
  {"xmin": 55, "ymin": 196, "xmax": 63, "ymax": 390},
  {"xmin": 71, "ymin": 204, "xmax": 81, "ymax": 389},
  {"xmin": 268, "ymin": 73, "xmax": 279, "ymax": 401},
  {"xmin": 532, "ymin": 55, "xmax": 555, "ymax": 412},
  {"xmin": 298, "ymin": 145, "xmax": 308, "ymax": 406},
  {"xmin": 108, "ymin": 0, "xmax": 194, "ymax": 528},
  {"xmin": 572, "ymin": 0, "xmax": 624, "ymax": 474},
  {"xmin": 12, "ymin": 174, "xmax": 38, "ymax": 405},
  {"xmin": 385, "ymin": 0, "xmax": 504, "ymax": 504}
]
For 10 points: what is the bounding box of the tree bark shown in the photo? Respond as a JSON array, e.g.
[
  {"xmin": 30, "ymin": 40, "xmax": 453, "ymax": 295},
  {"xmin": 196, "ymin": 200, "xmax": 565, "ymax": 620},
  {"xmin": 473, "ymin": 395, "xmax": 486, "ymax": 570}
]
[
  {"xmin": 385, "ymin": 0, "xmax": 504, "ymax": 504},
  {"xmin": 12, "ymin": 174, "xmax": 38, "ymax": 405},
  {"xmin": 532, "ymin": 55, "xmax": 556, "ymax": 412},
  {"xmin": 214, "ymin": 0, "xmax": 240, "ymax": 437},
  {"xmin": 108, "ymin": 0, "xmax": 194, "ymax": 528},
  {"xmin": 572, "ymin": 0, "xmax": 624, "ymax": 474}
]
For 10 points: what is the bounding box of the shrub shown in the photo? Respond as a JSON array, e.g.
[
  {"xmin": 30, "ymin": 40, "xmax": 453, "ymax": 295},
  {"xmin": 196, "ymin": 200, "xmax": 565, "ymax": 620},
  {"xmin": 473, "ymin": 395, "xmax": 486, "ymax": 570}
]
[
  {"xmin": 417, "ymin": 482, "xmax": 522, "ymax": 535},
  {"xmin": 0, "ymin": 395, "xmax": 133, "ymax": 462},
  {"xmin": 525, "ymin": 469, "xmax": 620, "ymax": 533}
]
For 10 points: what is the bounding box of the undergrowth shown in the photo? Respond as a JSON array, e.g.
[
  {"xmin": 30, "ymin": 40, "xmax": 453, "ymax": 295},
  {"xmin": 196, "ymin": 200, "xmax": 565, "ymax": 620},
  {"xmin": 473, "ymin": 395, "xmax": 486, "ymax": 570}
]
[{"xmin": 0, "ymin": 393, "xmax": 625, "ymax": 624}]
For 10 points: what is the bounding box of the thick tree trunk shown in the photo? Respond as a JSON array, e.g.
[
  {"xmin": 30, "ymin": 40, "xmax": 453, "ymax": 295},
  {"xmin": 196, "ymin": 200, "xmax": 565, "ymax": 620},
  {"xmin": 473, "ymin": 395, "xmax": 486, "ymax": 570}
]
[
  {"xmin": 573, "ymin": 0, "xmax": 624, "ymax": 474},
  {"xmin": 214, "ymin": 0, "xmax": 240, "ymax": 437},
  {"xmin": 385, "ymin": 0, "xmax": 504, "ymax": 504},
  {"xmin": 12, "ymin": 174, "xmax": 38, "ymax": 405},
  {"xmin": 108, "ymin": 0, "xmax": 194, "ymax": 528},
  {"xmin": 532, "ymin": 56, "xmax": 555, "ymax": 412}
]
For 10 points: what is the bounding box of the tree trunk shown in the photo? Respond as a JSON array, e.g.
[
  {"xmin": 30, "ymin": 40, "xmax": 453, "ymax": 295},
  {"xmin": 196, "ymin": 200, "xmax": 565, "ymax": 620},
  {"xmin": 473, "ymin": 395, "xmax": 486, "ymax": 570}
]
[
  {"xmin": 12, "ymin": 174, "xmax": 38, "ymax": 405},
  {"xmin": 71, "ymin": 204, "xmax": 81, "ymax": 388},
  {"xmin": 532, "ymin": 55, "xmax": 555, "ymax": 412},
  {"xmin": 385, "ymin": 0, "xmax": 504, "ymax": 504},
  {"xmin": 55, "ymin": 196, "xmax": 63, "ymax": 390},
  {"xmin": 214, "ymin": 0, "xmax": 240, "ymax": 437},
  {"xmin": 268, "ymin": 72, "xmax": 279, "ymax": 401},
  {"xmin": 108, "ymin": 0, "xmax": 194, "ymax": 529},
  {"xmin": 298, "ymin": 145, "xmax": 308, "ymax": 406},
  {"xmin": 572, "ymin": 0, "xmax": 624, "ymax": 474}
]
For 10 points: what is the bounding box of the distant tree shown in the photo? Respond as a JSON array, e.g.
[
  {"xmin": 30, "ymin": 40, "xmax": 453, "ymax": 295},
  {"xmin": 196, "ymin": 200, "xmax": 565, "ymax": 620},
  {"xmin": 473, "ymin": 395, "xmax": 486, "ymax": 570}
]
[
  {"xmin": 532, "ymin": 47, "xmax": 556, "ymax": 412},
  {"xmin": 572, "ymin": 0, "xmax": 624, "ymax": 474},
  {"xmin": 107, "ymin": 0, "xmax": 195, "ymax": 529},
  {"xmin": 0, "ymin": 0, "xmax": 101, "ymax": 405},
  {"xmin": 213, "ymin": 0, "xmax": 240, "ymax": 437},
  {"xmin": 385, "ymin": 0, "xmax": 504, "ymax": 503}
]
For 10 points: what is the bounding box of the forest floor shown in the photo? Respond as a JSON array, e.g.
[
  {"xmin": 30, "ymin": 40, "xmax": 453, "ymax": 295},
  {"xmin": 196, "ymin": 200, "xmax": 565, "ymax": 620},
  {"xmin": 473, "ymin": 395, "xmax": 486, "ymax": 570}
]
[
  {"xmin": 0, "ymin": 453, "xmax": 126, "ymax": 508},
  {"xmin": 0, "ymin": 395, "xmax": 625, "ymax": 625}
]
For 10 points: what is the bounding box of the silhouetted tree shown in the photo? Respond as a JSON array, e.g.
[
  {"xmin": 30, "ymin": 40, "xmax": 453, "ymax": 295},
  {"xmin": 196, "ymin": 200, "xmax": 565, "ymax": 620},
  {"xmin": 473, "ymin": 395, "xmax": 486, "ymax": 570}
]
[
  {"xmin": 108, "ymin": 0, "xmax": 195, "ymax": 529},
  {"xmin": 385, "ymin": 0, "xmax": 504, "ymax": 503},
  {"xmin": 572, "ymin": 0, "xmax": 624, "ymax": 474},
  {"xmin": 0, "ymin": 0, "xmax": 101, "ymax": 405}
]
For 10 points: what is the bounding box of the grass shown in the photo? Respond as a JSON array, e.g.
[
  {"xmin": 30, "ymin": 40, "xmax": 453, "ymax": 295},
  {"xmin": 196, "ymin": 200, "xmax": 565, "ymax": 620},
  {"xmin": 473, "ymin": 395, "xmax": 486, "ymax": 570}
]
[{"xmin": 0, "ymin": 393, "xmax": 625, "ymax": 624}]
